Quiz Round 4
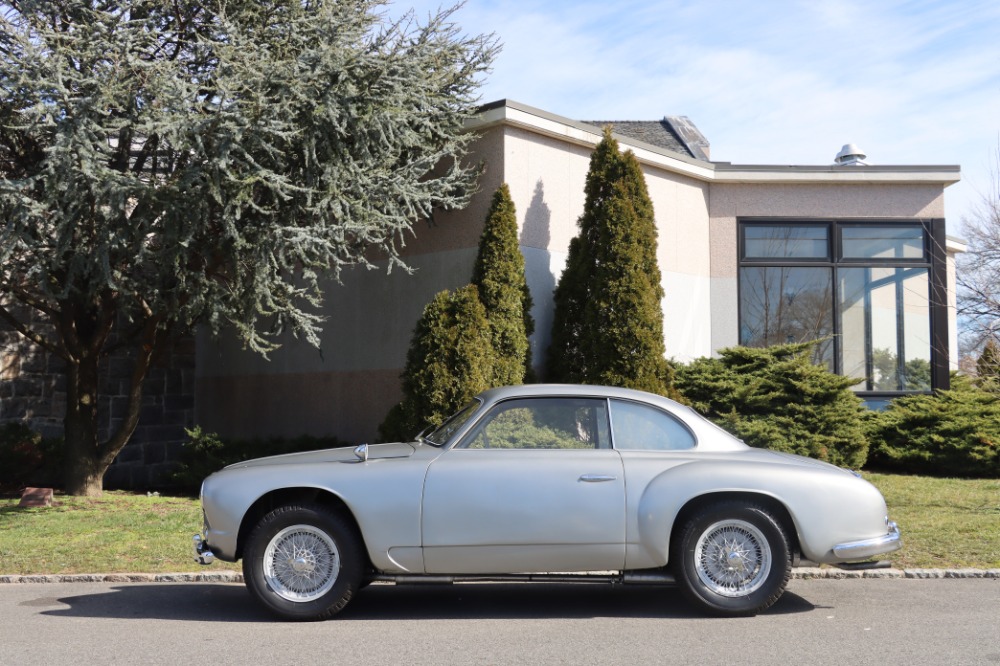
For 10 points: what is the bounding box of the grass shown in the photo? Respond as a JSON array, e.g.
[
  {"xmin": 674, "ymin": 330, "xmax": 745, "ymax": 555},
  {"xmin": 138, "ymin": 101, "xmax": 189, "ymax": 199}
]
[
  {"xmin": 0, "ymin": 474, "xmax": 998, "ymax": 575},
  {"xmin": 0, "ymin": 492, "xmax": 209, "ymax": 574},
  {"xmin": 865, "ymin": 473, "xmax": 1000, "ymax": 569}
]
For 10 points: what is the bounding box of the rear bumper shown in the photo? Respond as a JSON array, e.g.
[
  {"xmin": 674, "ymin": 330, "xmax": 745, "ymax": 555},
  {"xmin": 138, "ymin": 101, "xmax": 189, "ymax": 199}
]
[{"xmin": 832, "ymin": 521, "xmax": 901, "ymax": 560}]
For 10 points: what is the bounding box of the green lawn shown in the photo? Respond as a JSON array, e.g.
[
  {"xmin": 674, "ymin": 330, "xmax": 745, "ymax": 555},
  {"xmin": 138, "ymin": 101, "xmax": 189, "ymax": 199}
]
[
  {"xmin": 865, "ymin": 473, "xmax": 1000, "ymax": 569},
  {"xmin": 0, "ymin": 492, "xmax": 209, "ymax": 574},
  {"xmin": 0, "ymin": 474, "xmax": 998, "ymax": 575}
]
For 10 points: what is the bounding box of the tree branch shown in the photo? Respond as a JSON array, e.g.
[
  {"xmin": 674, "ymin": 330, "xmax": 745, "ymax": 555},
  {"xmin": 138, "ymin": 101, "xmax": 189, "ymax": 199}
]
[{"xmin": 0, "ymin": 302, "xmax": 66, "ymax": 357}]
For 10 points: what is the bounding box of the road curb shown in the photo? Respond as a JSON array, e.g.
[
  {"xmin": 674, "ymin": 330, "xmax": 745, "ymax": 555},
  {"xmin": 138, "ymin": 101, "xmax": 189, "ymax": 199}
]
[
  {"xmin": 0, "ymin": 571, "xmax": 245, "ymax": 584},
  {"xmin": 1, "ymin": 568, "xmax": 998, "ymax": 584},
  {"xmin": 790, "ymin": 567, "xmax": 1000, "ymax": 580}
]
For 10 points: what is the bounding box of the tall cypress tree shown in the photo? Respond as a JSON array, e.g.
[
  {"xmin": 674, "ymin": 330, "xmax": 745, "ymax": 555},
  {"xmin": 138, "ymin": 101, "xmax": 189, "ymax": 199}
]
[
  {"xmin": 378, "ymin": 286, "xmax": 495, "ymax": 442},
  {"xmin": 472, "ymin": 184, "xmax": 535, "ymax": 384},
  {"xmin": 548, "ymin": 127, "xmax": 678, "ymax": 398}
]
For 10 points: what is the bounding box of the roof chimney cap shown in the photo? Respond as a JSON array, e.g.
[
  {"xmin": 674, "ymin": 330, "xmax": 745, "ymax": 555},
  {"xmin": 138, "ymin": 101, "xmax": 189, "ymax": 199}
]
[{"xmin": 835, "ymin": 143, "xmax": 868, "ymax": 166}]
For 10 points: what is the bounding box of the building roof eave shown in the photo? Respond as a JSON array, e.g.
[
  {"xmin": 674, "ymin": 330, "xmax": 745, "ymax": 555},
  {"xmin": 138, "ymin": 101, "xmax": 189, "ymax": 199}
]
[{"xmin": 470, "ymin": 100, "xmax": 961, "ymax": 188}]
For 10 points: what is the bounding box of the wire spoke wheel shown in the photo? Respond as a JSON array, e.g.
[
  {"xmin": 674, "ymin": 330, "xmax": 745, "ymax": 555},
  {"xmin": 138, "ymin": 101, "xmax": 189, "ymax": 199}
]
[
  {"xmin": 694, "ymin": 518, "xmax": 771, "ymax": 597},
  {"xmin": 263, "ymin": 525, "xmax": 341, "ymax": 602}
]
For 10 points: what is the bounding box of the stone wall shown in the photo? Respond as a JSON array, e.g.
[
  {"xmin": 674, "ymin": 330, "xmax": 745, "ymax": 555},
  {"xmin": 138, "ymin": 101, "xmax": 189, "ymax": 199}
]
[
  {"xmin": 0, "ymin": 308, "xmax": 66, "ymax": 440},
  {"xmin": 100, "ymin": 336, "xmax": 196, "ymax": 490},
  {"xmin": 0, "ymin": 308, "xmax": 195, "ymax": 490}
]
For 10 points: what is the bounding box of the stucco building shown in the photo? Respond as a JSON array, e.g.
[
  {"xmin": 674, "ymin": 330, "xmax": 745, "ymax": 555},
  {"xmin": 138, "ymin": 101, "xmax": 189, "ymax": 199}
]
[{"xmin": 194, "ymin": 100, "xmax": 963, "ymax": 444}]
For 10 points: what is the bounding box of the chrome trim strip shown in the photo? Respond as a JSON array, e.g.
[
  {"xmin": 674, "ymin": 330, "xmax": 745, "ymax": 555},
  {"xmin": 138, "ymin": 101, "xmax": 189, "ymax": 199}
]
[
  {"xmin": 371, "ymin": 572, "xmax": 678, "ymax": 586},
  {"xmin": 832, "ymin": 522, "xmax": 901, "ymax": 560}
]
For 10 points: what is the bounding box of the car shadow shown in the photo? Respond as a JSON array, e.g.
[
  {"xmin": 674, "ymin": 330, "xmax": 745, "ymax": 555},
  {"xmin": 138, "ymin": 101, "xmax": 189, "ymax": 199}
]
[{"xmin": 42, "ymin": 582, "xmax": 815, "ymax": 622}]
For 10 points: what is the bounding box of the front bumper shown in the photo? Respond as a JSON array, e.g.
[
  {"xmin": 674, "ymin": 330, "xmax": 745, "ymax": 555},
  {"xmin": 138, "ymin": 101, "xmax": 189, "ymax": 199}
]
[
  {"xmin": 193, "ymin": 534, "xmax": 216, "ymax": 565},
  {"xmin": 832, "ymin": 521, "xmax": 901, "ymax": 560}
]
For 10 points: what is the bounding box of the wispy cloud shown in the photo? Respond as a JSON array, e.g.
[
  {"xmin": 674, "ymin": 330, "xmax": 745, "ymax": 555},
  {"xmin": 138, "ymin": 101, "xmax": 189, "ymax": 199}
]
[{"xmin": 393, "ymin": 0, "xmax": 1000, "ymax": 224}]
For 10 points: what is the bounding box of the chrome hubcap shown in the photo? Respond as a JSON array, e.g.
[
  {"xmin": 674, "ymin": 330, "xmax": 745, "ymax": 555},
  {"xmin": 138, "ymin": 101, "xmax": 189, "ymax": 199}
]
[
  {"xmin": 694, "ymin": 519, "xmax": 771, "ymax": 597},
  {"xmin": 263, "ymin": 525, "xmax": 340, "ymax": 602}
]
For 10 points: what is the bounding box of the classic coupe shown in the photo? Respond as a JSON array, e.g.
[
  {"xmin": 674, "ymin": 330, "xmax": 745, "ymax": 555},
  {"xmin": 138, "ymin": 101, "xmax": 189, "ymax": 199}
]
[{"xmin": 193, "ymin": 384, "xmax": 900, "ymax": 620}]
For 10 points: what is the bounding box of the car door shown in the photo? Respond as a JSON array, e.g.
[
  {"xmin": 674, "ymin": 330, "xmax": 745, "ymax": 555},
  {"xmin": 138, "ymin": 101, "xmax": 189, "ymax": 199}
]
[{"xmin": 421, "ymin": 396, "xmax": 626, "ymax": 574}]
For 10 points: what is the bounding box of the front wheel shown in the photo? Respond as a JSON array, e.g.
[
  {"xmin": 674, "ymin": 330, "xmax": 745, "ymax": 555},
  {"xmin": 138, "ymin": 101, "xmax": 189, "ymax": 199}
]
[
  {"xmin": 673, "ymin": 501, "xmax": 791, "ymax": 616},
  {"xmin": 242, "ymin": 503, "xmax": 365, "ymax": 620}
]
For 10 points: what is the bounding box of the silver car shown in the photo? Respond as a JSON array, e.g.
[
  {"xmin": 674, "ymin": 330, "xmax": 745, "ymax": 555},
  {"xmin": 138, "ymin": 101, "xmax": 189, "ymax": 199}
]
[{"xmin": 193, "ymin": 384, "xmax": 900, "ymax": 620}]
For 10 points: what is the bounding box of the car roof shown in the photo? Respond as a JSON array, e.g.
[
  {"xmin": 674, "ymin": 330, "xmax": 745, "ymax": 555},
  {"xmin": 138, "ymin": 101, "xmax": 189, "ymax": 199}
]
[
  {"xmin": 476, "ymin": 384, "xmax": 685, "ymax": 410},
  {"xmin": 465, "ymin": 383, "xmax": 746, "ymax": 453}
]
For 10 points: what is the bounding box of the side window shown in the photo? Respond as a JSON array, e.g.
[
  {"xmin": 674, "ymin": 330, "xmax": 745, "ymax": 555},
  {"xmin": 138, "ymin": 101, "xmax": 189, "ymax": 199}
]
[
  {"xmin": 610, "ymin": 400, "xmax": 695, "ymax": 451},
  {"xmin": 461, "ymin": 398, "xmax": 610, "ymax": 450}
]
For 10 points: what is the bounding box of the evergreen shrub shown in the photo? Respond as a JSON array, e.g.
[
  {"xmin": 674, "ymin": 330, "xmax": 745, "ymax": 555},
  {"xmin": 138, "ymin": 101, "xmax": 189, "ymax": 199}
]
[
  {"xmin": 675, "ymin": 342, "xmax": 869, "ymax": 468},
  {"xmin": 866, "ymin": 375, "xmax": 1000, "ymax": 478},
  {"xmin": 378, "ymin": 286, "xmax": 495, "ymax": 442},
  {"xmin": 170, "ymin": 426, "xmax": 345, "ymax": 491}
]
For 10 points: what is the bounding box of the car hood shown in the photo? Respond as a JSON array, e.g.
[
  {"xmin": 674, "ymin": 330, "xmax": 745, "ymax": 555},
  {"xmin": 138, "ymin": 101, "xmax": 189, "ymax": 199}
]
[{"xmin": 224, "ymin": 442, "xmax": 416, "ymax": 469}]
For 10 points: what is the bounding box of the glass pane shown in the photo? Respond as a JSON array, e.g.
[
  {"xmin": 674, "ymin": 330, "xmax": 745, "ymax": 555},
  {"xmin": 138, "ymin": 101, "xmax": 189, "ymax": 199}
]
[
  {"xmin": 841, "ymin": 226, "xmax": 925, "ymax": 260},
  {"xmin": 743, "ymin": 225, "xmax": 829, "ymax": 259},
  {"xmin": 838, "ymin": 267, "xmax": 931, "ymax": 391},
  {"xmin": 739, "ymin": 266, "xmax": 835, "ymax": 368},
  {"xmin": 424, "ymin": 400, "xmax": 480, "ymax": 445},
  {"xmin": 462, "ymin": 398, "xmax": 609, "ymax": 449},
  {"xmin": 610, "ymin": 400, "xmax": 695, "ymax": 451}
]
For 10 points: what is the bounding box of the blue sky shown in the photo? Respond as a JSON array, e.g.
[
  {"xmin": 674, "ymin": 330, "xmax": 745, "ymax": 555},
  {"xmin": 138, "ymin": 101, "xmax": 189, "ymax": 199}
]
[{"xmin": 395, "ymin": 0, "xmax": 1000, "ymax": 234}]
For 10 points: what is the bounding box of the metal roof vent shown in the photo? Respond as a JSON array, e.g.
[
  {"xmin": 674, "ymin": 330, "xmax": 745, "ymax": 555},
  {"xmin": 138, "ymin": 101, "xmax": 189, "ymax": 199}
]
[{"xmin": 834, "ymin": 143, "xmax": 869, "ymax": 166}]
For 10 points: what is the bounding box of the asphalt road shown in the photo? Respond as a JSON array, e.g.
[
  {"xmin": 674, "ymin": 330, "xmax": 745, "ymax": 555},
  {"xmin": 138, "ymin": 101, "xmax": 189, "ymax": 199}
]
[{"xmin": 1, "ymin": 578, "xmax": 998, "ymax": 665}]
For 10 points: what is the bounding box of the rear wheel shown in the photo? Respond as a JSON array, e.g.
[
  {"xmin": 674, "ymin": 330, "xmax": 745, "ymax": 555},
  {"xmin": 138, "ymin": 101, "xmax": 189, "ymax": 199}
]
[
  {"xmin": 674, "ymin": 501, "xmax": 791, "ymax": 616},
  {"xmin": 243, "ymin": 503, "xmax": 364, "ymax": 620}
]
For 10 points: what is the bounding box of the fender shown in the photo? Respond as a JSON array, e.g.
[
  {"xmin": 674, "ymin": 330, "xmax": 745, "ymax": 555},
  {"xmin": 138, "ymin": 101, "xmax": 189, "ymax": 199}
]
[{"xmin": 632, "ymin": 457, "xmax": 890, "ymax": 565}]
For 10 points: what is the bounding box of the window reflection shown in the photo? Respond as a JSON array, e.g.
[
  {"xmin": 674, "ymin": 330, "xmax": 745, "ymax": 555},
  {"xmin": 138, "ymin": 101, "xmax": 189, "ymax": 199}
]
[
  {"xmin": 609, "ymin": 400, "xmax": 695, "ymax": 451},
  {"xmin": 462, "ymin": 398, "xmax": 610, "ymax": 449},
  {"xmin": 841, "ymin": 226, "xmax": 925, "ymax": 260},
  {"xmin": 743, "ymin": 225, "xmax": 829, "ymax": 259},
  {"xmin": 739, "ymin": 266, "xmax": 834, "ymax": 368},
  {"xmin": 838, "ymin": 267, "xmax": 931, "ymax": 391}
]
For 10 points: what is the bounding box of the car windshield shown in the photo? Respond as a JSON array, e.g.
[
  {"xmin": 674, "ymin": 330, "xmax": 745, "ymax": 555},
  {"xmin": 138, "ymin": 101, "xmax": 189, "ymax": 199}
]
[{"xmin": 421, "ymin": 399, "xmax": 481, "ymax": 446}]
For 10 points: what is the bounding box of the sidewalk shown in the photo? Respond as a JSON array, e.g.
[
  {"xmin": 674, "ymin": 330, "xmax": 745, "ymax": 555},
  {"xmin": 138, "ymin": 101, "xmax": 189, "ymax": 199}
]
[{"xmin": 2, "ymin": 568, "xmax": 999, "ymax": 584}]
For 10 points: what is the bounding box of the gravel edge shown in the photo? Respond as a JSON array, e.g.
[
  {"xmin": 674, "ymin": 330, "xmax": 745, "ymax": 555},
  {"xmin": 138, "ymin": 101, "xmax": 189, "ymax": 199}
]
[{"xmin": 1, "ymin": 568, "xmax": 999, "ymax": 584}]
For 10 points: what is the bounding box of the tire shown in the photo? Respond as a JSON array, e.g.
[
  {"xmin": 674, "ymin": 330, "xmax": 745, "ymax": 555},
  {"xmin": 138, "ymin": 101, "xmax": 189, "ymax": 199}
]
[
  {"xmin": 242, "ymin": 503, "xmax": 365, "ymax": 621},
  {"xmin": 673, "ymin": 501, "xmax": 791, "ymax": 616}
]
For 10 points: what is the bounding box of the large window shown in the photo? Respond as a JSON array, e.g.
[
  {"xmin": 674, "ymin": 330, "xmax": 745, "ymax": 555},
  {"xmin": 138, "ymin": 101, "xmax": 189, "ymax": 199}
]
[{"xmin": 739, "ymin": 220, "xmax": 945, "ymax": 394}]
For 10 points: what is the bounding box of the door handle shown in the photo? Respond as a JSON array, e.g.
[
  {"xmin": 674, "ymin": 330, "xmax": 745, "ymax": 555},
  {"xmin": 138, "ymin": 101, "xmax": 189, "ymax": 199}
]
[{"xmin": 579, "ymin": 474, "xmax": 617, "ymax": 483}]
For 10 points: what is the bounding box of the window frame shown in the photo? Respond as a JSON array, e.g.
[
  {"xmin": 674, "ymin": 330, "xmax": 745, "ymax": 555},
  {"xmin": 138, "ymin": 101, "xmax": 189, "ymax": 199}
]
[{"xmin": 738, "ymin": 218, "xmax": 949, "ymax": 397}]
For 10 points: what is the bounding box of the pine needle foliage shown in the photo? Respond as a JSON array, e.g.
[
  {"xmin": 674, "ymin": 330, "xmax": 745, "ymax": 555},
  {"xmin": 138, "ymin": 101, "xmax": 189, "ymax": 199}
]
[
  {"xmin": 0, "ymin": 0, "xmax": 497, "ymax": 494},
  {"xmin": 547, "ymin": 127, "xmax": 677, "ymax": 398},
  {"xmin": 472, "ymin": 184, "xmax": 535, "ymax": 385},
  {"xmin": 378, "ymin": 286, "xmax": 495, "ymax": 442},
  {"xmin": 675, "ymin": 342, "xmax": 869, "ymax": 468},
  {"xmin": 866, "ymin": 375, "xmax": 1000, "ymax": 478}
]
